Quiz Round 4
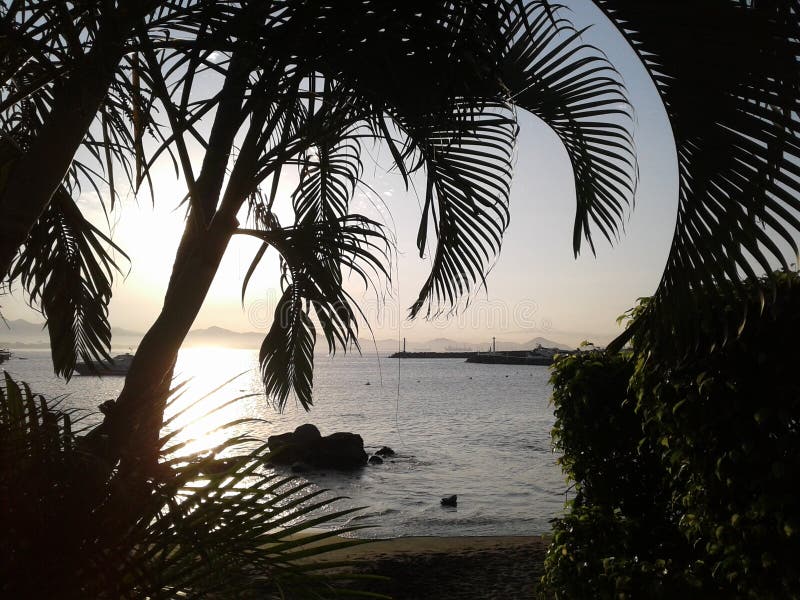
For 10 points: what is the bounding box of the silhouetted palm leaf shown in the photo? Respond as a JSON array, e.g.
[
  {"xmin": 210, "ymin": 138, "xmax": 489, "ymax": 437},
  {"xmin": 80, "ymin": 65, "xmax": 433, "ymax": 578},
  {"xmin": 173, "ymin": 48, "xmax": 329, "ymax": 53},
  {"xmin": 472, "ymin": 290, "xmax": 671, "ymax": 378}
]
[
  {"xmin": 502, "ymin": 0, "xmax": 636, "ymax": 255},
  {"xmin": 400, "ymin": 100, "xmax": 518, "ymax": 318},
  {"xmin": 594, "ymin": 0, "xmax": 800, "ymax": 354},
  {"xmin": 293, "ymin": 124, "xmax": 362, "ymax": 225},
  {"xmin": 245, "ymin": 216, "xmax": 390, "ymax": 409},
  {"xmin": 371, "ymin": 1, "xmax": 634, "ymax": 318},
  {"xmin": 8, "ymin": 187, "xmax": 127, "ymax": 378},
  {"xmin": 0, "ymin": 373, "xmax": 379, "ymax": 599},
  {"xmin": 258, "ymin": 285, "xmax": 316, "ymax": 412}
]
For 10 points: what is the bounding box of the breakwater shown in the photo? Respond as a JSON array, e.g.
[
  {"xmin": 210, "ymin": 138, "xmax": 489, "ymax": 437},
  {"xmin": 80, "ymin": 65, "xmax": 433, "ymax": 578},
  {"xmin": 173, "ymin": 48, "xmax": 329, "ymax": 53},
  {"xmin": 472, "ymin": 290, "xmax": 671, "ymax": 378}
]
[
  {"xmin": 389, "ymin": 349, "xmax": 567, "ymax": 366},
  {"xmin": 466, "ymin": 352, "xmax": 553, "ymax": 366},
  {"xmin": 389, "ymin": 351, "xmax": 477, "ymax": 359}
]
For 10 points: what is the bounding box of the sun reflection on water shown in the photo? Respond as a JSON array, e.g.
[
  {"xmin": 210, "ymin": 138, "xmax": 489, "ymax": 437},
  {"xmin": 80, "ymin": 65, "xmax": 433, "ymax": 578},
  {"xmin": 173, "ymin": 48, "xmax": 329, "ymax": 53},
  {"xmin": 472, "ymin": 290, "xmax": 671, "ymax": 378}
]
[
  {"xmin": 161, "ymin": 347, "xmax": 263, "ymax": 459},
  {"xmin": 154, "ymin": 347, "xmax": 327, "ymax": 534}
]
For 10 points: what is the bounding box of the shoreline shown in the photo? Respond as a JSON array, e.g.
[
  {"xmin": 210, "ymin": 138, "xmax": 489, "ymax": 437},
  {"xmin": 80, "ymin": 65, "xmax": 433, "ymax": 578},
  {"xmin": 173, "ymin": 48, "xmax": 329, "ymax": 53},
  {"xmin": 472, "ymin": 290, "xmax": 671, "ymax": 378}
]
[{"xmin": 308, "ymin": 535, "xmax": 549, "ymax": 599}]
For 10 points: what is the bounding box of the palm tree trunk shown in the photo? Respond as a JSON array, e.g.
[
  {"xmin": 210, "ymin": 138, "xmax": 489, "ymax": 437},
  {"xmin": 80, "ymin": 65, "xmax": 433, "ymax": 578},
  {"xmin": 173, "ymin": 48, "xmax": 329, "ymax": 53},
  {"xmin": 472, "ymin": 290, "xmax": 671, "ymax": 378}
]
[
  {"xmin": 0, "ymin": 48, "xmax": 120, "ymax": 280},
  {"xmin": 92, "ymin": 214, "xmax": 238, "ymax": 470},
  {"xmin": 82, "ymin": 48, "xmax": 259, "ymax": 471}
]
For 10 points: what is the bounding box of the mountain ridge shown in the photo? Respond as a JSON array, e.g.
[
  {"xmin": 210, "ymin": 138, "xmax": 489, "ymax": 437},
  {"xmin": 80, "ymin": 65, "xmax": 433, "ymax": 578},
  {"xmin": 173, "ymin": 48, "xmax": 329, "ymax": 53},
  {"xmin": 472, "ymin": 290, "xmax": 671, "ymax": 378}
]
[{"xmin": 1, "ymin": 319, "xmax": 571, "ymax": 351}]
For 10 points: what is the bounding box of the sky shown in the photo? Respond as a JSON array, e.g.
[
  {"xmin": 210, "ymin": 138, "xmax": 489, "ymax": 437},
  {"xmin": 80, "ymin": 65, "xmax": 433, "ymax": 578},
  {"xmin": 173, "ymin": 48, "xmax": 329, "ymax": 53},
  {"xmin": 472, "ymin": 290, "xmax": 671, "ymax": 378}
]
[{"xmin": 1, "ymin": 1, "xmax": 681, "ymax": 348}]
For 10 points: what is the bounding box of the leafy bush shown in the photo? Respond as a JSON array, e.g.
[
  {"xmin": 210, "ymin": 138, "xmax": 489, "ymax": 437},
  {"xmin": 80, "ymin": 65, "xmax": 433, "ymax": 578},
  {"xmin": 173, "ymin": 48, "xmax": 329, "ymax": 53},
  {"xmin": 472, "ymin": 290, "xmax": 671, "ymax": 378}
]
[
  {"xmin": 0, "ymin": 373, "xmax": 377, "ymax": 599},
  {"xmin": 632, "ymin": 273, "xmax": 800, "ymax": 598},
  {"xmin": 542, "ymin": 273, "xmax": 800, "ymax": 599},
  {"xmin": 542, "ymin": 351, "xmax": 694, "ymax": 599}
]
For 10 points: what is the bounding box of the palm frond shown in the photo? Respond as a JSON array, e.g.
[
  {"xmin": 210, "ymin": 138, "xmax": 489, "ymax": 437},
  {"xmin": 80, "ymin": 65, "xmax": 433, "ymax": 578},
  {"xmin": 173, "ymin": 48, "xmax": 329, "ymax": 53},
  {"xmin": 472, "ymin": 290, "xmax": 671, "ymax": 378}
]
[
  {"xmin": 502, "ymin": 0, "xmax": 636, "ymax": 255},
  {"xmin": 8, "ymin": 187, "xmax": 127, "ymax": 378},
  {"xmin": 258, "ymin": 285, "xmax": 316, "ymax": 412},
  {"xmin": 293, "ymin": 124, "xmax": 363, "ymax": 224},
  {"xmin": 0, "ymin": 373, "xmax": 381, "ymax": 599},
  {"xmin": 243, "ymin": 216, "xmax": 390, "ymax": 409},
  {"xmin": 595, "ymin": 0, "xmax": 800, "ymax": 354},
  {"xmin": 397, "ymin": 99, "xmax": 517, "ymax": 318}
]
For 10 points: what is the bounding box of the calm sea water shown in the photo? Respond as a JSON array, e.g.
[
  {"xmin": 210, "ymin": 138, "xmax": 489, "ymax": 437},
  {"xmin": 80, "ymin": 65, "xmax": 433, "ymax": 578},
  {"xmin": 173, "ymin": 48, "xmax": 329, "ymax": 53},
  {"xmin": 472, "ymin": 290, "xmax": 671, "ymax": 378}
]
[{"xmin": 1, "ymin": 348, "xmax": 566, "ymax": 538}]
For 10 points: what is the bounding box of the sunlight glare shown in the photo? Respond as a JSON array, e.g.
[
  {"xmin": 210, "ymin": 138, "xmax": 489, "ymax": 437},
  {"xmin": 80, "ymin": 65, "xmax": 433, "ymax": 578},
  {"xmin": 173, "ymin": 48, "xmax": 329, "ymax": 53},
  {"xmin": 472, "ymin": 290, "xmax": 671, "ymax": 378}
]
[{"xmin": 162, "ymin": 347, "xmax": 262, "ymax": 459}]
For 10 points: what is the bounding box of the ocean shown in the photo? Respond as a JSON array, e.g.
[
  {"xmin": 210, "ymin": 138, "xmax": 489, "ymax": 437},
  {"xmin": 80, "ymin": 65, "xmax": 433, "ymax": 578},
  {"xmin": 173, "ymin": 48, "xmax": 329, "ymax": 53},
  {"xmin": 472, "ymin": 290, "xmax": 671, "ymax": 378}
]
[{"xmin": 1, "ymin": 348, "xmax": 566, "ymax": 538}]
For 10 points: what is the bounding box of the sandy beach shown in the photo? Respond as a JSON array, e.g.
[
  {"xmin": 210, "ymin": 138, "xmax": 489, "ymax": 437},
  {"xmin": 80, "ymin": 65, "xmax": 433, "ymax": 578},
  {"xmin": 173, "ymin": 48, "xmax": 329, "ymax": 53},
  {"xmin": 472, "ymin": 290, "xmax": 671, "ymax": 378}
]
[{"xmin": 315, "ymin": 535, "xmax": 548, "ymax": 599}]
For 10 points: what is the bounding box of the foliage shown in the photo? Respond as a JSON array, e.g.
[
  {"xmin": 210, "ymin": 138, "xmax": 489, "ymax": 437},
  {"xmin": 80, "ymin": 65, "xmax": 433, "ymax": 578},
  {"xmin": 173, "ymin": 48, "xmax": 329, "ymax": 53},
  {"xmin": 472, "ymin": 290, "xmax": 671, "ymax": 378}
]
[
  {"xmin": 631, "ymin": 272, "xmax": 800, "ymax": 598},
  {"xmin": 4, "ymin": 1, "xmax": 800, "ymax": 415},
  {"xmin": 246, "ymin": 216, "xmax": 390, "ymax": 410},
  {"xmin": 0, "ymin": 372, "xmax": 380, "ymax": 599},
  {"xmin": 208, "ymin": 0, "xmax": 638, "ymax": 408},
  {"xmin": 543, "ymin": 272, "xmax": 800, "ymax": 598},
  {"xmin": 543, "ymin": 350, "xmax": 694, "ymax": 598},
  {"xmin": 0, "ymin": 0, "xmax": 236, "ymax": 375},
  {"xmin": 501, "ymin": 1, "xmax": 635, "ymax": 255},
  {"xmin": 600, "ymin": 0, "xmax": 800, "ymax": 355},
  {"xmin": 8, "ymin": 187, "xmax": 127, "ymax": 378}
]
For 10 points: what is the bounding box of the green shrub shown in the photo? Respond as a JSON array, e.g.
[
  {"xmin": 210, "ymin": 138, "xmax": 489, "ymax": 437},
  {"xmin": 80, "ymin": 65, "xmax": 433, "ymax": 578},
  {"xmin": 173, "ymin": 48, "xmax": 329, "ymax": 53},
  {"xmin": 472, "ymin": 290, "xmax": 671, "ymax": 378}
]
[
  {"xmin": 542, "ymin": 351, "xmax": 695, "ymax": 599},
  {"xmin": 542, "ymin": 272, "xmax": 800, "ymax": 599},
  {"xmin": 632, "ymin": 273, "xmax": 800, "ymax": 598}
]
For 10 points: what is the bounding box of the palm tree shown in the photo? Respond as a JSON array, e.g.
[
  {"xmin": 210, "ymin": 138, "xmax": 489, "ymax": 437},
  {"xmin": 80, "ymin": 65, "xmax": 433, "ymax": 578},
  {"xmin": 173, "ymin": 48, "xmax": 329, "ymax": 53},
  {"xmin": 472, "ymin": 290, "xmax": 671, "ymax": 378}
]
[
  {"xmin": 596, "ymin": 0, "xmax": 800, "ymax": 355},
  {"xmin": 4, "ymin": 0, "xmax": 799, "ymax": 469},
  {"xmin": 81, "ymin": 0, "xmax": 639, "ymax": 467},
  {"xmin": 0, "ymin": 0, "xmax": 236, "ymax": 374}
]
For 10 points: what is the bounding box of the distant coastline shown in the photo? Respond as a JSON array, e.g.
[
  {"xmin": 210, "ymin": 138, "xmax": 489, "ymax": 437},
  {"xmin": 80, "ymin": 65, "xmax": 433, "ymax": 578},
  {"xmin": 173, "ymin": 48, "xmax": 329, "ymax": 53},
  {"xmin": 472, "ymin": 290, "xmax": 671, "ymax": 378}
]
[
  {"xmin": 1, "ymin": 318, "xmax": 580, "ymax": 354},
  {"xmin": 390, "ymin": 347, "xmax": 575, "ymax": 366}
]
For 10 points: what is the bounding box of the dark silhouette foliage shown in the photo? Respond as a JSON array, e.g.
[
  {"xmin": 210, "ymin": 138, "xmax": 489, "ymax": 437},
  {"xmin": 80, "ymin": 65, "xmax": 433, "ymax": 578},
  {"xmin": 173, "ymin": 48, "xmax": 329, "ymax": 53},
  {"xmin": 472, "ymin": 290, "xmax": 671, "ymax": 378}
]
[
  {"xmin": 544, "ymin": 272, "xmax": 800, "ymax": 598},
  {"xmin": 0, "ymin": 374, "xmax": 376, "ymax": 599}
]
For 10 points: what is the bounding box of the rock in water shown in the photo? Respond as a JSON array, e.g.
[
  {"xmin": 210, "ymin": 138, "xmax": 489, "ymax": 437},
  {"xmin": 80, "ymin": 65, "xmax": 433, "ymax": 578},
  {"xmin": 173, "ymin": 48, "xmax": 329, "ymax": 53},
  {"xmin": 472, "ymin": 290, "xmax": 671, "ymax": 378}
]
[
  {"xmin": 375, "ymin": 446, "xmax": 396, "ymax": 457},
  {"xmin": 368, "ymin": 455, "xmax": 384, "ymax": 465},
  {"xmin": 267, "ymin": 424, "xmax": 367, "ymax": 470},
  {"xmin": 293, "ymin": 423, "xmax": 322, "ymax": 445},
  {"xmin": 318, "ymin": 432, "xmax": 368, "ymax": 469},
  {"xmin": 441, "ymin": 495, "xmax": 458, "ymax": 507}
]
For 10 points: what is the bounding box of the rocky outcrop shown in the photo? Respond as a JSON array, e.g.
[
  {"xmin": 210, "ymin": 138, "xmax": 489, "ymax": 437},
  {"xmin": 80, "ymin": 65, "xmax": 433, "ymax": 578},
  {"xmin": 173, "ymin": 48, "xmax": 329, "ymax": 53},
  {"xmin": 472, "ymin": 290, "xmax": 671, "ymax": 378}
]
[
  {"xmin": 268, "ymin": 424, "xmax": 368, "ymax": 470},
  {"xmin": 375, "ymin": 446, "xmax": 395, "ymax": 457}
]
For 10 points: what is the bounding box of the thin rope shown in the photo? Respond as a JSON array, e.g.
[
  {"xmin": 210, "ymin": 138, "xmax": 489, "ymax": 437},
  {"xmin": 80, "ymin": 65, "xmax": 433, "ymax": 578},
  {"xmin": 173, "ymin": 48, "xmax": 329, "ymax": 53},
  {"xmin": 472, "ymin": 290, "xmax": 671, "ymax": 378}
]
[{"xmin": 394, "ymin": 259, "xmax": 405, "ymax": 448}]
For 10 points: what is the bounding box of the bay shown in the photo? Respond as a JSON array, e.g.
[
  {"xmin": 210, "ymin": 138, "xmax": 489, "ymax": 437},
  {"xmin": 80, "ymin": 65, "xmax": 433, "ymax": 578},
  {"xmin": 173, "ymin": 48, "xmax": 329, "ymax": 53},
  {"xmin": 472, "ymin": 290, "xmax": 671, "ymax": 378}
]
[{"xmin": 1, "ymin": 348, "xmax": 566, "ymax": 538}]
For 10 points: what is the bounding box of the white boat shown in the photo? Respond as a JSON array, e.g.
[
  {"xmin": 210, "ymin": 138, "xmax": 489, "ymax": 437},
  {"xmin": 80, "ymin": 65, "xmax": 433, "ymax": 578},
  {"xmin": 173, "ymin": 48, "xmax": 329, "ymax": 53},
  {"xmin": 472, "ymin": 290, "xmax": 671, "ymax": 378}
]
[{"xmin": 75, "ymin": 353, "xmax": 134, "ymax": 376}]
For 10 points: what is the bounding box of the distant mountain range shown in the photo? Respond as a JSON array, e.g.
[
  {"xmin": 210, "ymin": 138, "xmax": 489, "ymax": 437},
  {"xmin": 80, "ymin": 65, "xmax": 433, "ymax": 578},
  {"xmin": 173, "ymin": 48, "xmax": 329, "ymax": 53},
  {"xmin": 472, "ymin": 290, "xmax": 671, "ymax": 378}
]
[
  {"xmin": 1, "ymin": 319, "xmax": 571, "ymax": 352},
  {"xmin": 411, "ymin": 336, "xmax": 572, "ymax": 352},
  {"xmin": 0, "ymin": 319, "xmax": 148, "ymax": 348}
]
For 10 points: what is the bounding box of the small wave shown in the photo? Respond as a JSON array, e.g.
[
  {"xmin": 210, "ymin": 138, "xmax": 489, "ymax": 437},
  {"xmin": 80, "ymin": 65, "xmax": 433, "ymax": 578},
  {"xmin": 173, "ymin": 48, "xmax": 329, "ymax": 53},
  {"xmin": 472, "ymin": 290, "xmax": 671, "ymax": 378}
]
[
  {"xmin": 402, "ymin": 514, "xmax": 505, "ymax": 528},
  {"xmin": 523, "ymin": 443, "xmax": 549, "ymax": 452},
  {"xmin": 348, "ymin": 508, "xmax": 400, "ymax": 522}
]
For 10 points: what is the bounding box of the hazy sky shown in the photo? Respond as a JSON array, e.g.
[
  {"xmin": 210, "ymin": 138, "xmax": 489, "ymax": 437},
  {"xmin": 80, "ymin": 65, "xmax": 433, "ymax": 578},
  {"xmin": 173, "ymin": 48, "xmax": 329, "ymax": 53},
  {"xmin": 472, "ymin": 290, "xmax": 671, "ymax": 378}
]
[{"xmin": 2, "ymin": 2, "xmax": 681, "ymax": 348}]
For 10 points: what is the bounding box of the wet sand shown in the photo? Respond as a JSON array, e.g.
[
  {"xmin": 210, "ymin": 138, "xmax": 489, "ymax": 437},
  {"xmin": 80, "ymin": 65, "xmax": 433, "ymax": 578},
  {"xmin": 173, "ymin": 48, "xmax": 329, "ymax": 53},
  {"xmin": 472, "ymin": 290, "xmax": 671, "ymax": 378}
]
[{"xmin": 315, "ymin": 535, "xmax": 548, "ymax": 599}]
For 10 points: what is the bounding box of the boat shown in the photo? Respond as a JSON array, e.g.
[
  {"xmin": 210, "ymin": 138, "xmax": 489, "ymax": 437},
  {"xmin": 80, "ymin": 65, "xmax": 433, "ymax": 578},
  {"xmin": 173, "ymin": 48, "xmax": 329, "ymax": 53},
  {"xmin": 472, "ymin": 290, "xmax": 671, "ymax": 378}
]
[
  {"xmin": 75, "ymin": 353, "xmax": 134, "ymax": 376},
  {"xmin": 464, "ymin": 345, "xmax": 571, "ymax": 366}
]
